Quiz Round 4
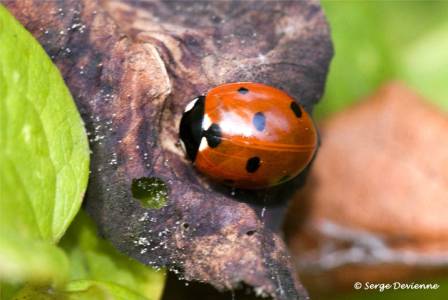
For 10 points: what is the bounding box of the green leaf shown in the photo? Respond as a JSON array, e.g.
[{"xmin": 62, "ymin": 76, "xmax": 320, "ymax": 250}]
[
  {"xmin": 64, "ymin": 280, "xmax": 149, "ymax": 300},
  {"xmin": 0, "ymin": 233, "xmax": 69, "ymax": 286},
  {"xmin": 0, "ymin": 4, "xmax": 89, "ymax": 285},
  {"xmin": 59, "ymin": 212, "xmax": 165, "ymax": 300},
  {"xmin": 12, "ymin": 280, "xmax": 150, "ymax": 300},
  {"xmin": 0, "ymin": 5, "xmax": 90, "ymax": 243},
  {"xmin": 10, "ymin": 212, "xmax": 165, "ymax": 300},
  {"xmin": 10, "ymin": 285, "xmax": 54, "ymax": 300},
  {"xmin": 0, "ymin": 282, "xmax": 22, "ymax": 300},
  {"xmin": 0, "ymin": 5, "xmax": 90, "ymax": 242}
]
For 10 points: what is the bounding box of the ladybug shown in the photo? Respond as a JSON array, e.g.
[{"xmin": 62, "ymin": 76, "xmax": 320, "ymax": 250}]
[{"xmin": 179, "ymin": 82, "xmax": 318, "ymax": 189}]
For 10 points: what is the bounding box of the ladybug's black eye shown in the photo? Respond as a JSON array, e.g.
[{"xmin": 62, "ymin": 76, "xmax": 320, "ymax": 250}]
[{"xmin": 179, "ymin": 96, "xmax": 205, "ymax": 161}]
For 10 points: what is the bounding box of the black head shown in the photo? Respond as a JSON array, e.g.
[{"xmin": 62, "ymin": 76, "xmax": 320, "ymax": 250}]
[{"xmin": 179, "ymin": 96, "xmax": 205, "ymax": 161}]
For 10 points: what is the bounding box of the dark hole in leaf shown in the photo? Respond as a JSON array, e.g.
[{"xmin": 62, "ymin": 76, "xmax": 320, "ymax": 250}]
[
  {"xmin": 131, "ymin": 177, "xmax": 168, "ymax": 209},
  {"xmin": 246, "ymin": 230, "xmax": 256, "ymax": 236}
]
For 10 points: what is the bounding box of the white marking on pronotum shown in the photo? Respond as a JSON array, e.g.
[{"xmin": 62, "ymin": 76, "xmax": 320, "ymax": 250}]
[
  {"xmin": 202, "ymin": 114, "xmax": 212, "ymax": 130},
  {"xmin": 179, "ymin": 139, "xmax": 187, "ymax": 154},
  {"xmin": 184, "ymin": 97, "xmax": 199, "ymax": 113},
  {"xmin": 198, "ymin": 137, "xmax": 208, "ymax": 152}
]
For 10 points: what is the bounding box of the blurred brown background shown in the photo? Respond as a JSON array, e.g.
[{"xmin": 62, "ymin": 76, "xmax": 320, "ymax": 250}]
[{"xmin": 283, "ymin": 1, "xmax": 448, "ymax": 299}]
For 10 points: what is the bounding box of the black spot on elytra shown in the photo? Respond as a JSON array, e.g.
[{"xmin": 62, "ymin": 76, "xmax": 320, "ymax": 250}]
[
  {"xmin": 246, "ymin": 157, "xmax": 261, "ymax": 173},
  {"xmin": 253, "ymin": 112, "xmax": 266, "ymax": 131},
  {"xmin": 204, "ymin": 123, "xmax": 222, "ymax": 148},
  {"xmin": 238, "ymin": 87, "xmax": 249, "ymax": 94},
  {"xmin": 290, "ymin": 102, "xmax": 302, "ymax": 118}
]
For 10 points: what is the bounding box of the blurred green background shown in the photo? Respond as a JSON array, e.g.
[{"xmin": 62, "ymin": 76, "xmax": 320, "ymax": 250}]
[
  {"xmin": 315, "ymin": 1, "xmax": 448, "ymax": 299},
  {"xmin": 316, "ymin": 0, "xmax": 448, "ymax": 120}
]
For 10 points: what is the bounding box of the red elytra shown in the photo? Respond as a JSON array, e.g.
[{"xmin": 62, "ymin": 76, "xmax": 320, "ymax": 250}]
[{"xmin": 179, "ymin": 82, "xmax": 318, "ymax": 189}]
